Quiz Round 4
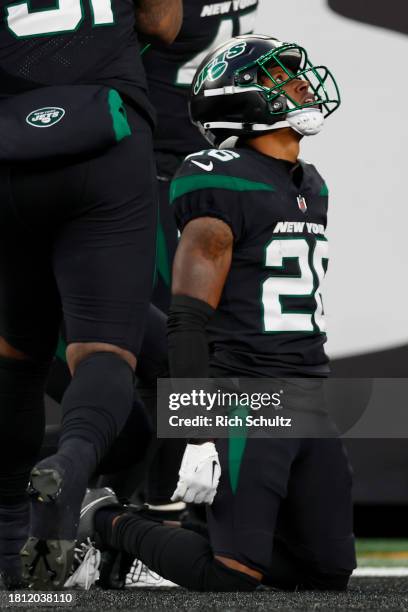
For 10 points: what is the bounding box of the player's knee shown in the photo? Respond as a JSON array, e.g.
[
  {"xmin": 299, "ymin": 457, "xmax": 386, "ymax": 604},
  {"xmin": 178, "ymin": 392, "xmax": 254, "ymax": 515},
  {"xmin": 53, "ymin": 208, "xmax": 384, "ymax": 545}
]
[
  {"xmin": 66, "ymin": 342, "xmax": 137, "ymax": 375},
  {"xmin": 0, "ymin": 336, "xmax": 30, "ymax": 360}
]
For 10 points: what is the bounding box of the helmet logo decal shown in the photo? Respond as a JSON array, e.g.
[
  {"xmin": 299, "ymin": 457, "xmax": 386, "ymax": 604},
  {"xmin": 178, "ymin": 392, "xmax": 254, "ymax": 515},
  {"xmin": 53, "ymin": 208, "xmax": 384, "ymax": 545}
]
[{"xmin": 194, "ymin": 41, "xmax": 247, "ymax": 95}]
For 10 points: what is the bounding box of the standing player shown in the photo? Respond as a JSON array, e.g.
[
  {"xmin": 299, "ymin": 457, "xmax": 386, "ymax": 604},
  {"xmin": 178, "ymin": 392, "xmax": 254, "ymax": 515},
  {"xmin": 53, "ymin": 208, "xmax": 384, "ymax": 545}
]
[
  {"xmin": 79, "ymin": 35, "xmax": 356, "ymax": 590},
  {"xmin": 146, "ymin": 0, "xmax": 259, "ymax": 313},
  {"xmin": 0, "ymin": 0, "xmax": 182, "ymax": 590}
]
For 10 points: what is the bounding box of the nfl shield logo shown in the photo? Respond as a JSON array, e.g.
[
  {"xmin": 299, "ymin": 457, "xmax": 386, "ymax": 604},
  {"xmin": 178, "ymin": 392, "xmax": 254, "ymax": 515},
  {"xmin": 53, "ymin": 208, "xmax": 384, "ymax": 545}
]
[{"xmin": 297, "ymin": 195, "xmax": 307, "ymax": 213}]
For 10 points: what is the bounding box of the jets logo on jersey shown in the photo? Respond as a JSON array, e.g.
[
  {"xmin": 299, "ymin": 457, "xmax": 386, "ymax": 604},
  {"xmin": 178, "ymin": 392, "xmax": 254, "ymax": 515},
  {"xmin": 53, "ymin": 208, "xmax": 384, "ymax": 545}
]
[
  {"xmin": 297, "ymin": 195, "xmax": 307, "ymax": 213},
  {"xmin": 26, "ymin": 107, "xmax": 65, "ymax": 128},
  {"xmin": 194, "ymin": 41, "xmax": 247, "ymax": 95}
]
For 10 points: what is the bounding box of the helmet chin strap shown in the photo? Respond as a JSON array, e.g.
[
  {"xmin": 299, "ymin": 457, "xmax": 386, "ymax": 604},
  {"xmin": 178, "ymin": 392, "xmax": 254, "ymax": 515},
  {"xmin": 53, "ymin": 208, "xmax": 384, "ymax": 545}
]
[
  {"xmin": 200, "ymin": 106, "xmax": 325, "ymax": 147},
  {"xmin": 245, "ymin": 108, "xmax": 324, "ymax": 137}
]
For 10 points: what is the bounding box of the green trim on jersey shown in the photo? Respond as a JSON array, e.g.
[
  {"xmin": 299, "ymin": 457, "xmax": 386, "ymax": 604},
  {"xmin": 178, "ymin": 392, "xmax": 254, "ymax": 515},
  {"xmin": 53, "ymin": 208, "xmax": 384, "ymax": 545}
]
[
  {"xmin": 228, "ymin": 404, "xmax": 249, "ymax": 494},
  {"xmin": 319, "ymin": 183, "xmax": 329, "ymax": 197},
  {"xmin": 108, "ymin": 89, "xmax": 131, "ymax": 142},
  {"xmin": 170, "ymin": 174, "xmax": 275, "ymax": 204},
  {"xmin": 56, "ymin": 336, "xmax": 67, "ymax": 363},
  {"xmin": 156, "ymin": 220, "xmax": 171, "ymax": 287},
  {"xmin": 140, "ymin": 43, "xmax": 151, "ymax": 55}
]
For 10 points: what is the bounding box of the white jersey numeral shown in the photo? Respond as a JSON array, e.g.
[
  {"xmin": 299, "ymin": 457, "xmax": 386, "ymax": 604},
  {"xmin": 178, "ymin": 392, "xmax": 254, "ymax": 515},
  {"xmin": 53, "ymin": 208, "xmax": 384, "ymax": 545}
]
[
  {"xmin": 262, "ymin": 238, "xmax": 329, "ymax": 333},
  {"xmin": 7, "ymin": 0, "xmax": 114, "ymax": 37},
  {"xmin": 312, "ymin": 239, "xmax": 329, "ymax": 333}
]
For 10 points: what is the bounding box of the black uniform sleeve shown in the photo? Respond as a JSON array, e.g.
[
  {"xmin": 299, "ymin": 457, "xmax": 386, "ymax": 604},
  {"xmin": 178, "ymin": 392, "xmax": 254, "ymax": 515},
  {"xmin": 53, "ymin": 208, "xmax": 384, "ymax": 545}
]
[{"xmin": 170, "ymin": 150, "xmax": 246, "ymax": 242}]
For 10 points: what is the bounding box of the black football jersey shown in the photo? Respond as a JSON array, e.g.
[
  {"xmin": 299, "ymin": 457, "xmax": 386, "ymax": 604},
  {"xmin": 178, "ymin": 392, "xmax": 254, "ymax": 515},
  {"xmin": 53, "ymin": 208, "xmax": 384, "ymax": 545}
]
[
  {"xmin": 143, "ymin": 0, "xmax": 258, "ymax": 159},
  {"xmin": 0, "ymin": 0, "xmax": 154, "ymax": 122},
  {"xmin": 171, "ymin": 145, "xmax": 331, "ymax": 377}
]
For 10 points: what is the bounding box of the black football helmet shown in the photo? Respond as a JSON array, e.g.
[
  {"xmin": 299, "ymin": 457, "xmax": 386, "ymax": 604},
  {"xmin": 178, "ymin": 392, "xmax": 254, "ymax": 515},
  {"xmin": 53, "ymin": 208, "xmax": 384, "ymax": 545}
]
[{"xmin": 190, "ymin": 35, "xmax": 341, "ymax": 146}]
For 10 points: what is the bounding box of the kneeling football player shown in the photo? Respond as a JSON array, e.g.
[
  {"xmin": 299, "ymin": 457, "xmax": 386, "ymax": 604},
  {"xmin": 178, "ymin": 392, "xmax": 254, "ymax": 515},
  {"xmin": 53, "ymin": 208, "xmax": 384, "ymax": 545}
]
[{"xmin": 77, "ymin": 35, "xmax": 356, "ymax": 591}]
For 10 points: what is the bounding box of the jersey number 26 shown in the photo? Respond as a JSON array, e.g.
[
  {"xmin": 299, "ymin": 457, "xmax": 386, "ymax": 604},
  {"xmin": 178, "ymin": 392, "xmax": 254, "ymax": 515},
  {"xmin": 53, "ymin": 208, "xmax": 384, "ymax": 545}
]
[{"xmin": 262, "ymin": 237, "xmax": 329, "ymax": 334}]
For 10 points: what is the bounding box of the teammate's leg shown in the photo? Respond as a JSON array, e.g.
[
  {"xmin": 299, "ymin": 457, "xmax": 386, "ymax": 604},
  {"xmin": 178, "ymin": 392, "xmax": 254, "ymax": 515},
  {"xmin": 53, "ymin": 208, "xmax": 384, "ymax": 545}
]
[
  {"xmin": 20, "ymin": 109, "xmax": 157, "ymax": 587},
  {"xmin": 95, "ymin": 304, "xmax": 168, "ymax": 588},
  {"xmin": 0, "ymin": 173, "xmax": 61, "ymax": 588},
  {"xmin": 98, "ymin": 303, "xmax": 168, "ymax": 497},
  {"xmin": 39, "ymin": 304, "xmax": 166, "ymax": 495},
  {"xmin": 0, "ymin": 340, "xmax": 50, "ymax": 588}
]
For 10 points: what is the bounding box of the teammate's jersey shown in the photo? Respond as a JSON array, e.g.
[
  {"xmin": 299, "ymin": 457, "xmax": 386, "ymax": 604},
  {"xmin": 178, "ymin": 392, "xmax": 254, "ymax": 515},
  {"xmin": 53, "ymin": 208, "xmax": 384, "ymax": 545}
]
[
  {"xmin": 171, "ymin": 145, "xmax": 330, "ymax": 377},
  {"xmin": 0, "ymin": 0, "xmax": 154, "ymax": 122},
  {"xmin": 143, "ymin": 0, "xmax": 258, "ymax": 161}
]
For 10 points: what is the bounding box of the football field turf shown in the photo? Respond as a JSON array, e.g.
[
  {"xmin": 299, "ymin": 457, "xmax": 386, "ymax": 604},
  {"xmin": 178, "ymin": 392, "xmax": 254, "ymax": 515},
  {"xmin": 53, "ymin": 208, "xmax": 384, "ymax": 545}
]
[
  {"xmin": 3, "ymin": 541, "xmax": 408, "ymax": 611},
  {"xmin": 3, "ymin": 578, "xmax": 408, "ymax": 612},
  {"xmin": 356, "ymin": 539, "xmax": 408, "ymax": 569}
]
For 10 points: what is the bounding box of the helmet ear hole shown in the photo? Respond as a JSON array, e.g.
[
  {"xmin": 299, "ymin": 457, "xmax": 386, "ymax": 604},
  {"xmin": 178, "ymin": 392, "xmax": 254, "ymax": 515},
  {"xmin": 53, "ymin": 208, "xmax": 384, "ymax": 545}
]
[
  {"xmin": 269, "ymin": 99, "xmax": 285, "ymax": 113},
  {"xmin": 235, "ymin": 72, "xmax": 255, "ymax": 85}
]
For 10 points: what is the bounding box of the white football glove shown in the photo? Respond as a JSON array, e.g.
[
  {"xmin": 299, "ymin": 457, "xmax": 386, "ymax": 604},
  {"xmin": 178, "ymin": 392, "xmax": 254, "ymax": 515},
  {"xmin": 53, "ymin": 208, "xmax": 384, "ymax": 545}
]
[{"xmin": 171, "ymin": 442, "xmax": 221, "ymax": 505}]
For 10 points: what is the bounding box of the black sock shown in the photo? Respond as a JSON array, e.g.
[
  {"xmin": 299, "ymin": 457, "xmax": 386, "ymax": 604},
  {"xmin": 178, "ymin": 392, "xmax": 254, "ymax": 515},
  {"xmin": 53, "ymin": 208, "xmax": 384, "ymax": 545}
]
[
  {"xmin": 30, "ymin": 352, "xmax": 134, "ymax": 541},
  {"xmin": 29, "ymin": 440, "xmax": 96, "ymax": 540},
  {"xmin": 95, "ymin": 510, "xmax": 258, "ymax": 591},
  {"xmin": 95, "ymin": 508, "xmax": 123, "ymax": 542},
  {"xmin": 59, "ymin": 352, "xmax": 135, "ymax": 464}
]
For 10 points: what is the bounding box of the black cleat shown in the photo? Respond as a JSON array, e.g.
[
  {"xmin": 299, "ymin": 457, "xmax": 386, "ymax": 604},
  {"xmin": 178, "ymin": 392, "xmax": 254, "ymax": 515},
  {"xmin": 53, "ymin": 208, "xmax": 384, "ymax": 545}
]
[
  {"xmin": 23, "ymin": 443, "xmax": 97, "ymax": 589},
  {"xmin": 77, "ymin": 487, "xmax": 122, "ymax": 547},
  {"xmin": 59, "ymin": 488, "xmax": 123, "ymax": 590},
  {"xmin": 20, "ymin": 537, "xmax": 74, "ymax": 590},
  {"xmin": 22, "ymin": 467, "xmax": 75, "ymax": 589},
  {"xmin": 28, "ymin": 468, "xmax": 63, "ymax": 504},
  {"xmin": 0, "ymin": 500, "xmax": 29, "ymax": 590},
  {"xmin": 98, "ymin": 549, "xmax": 134, "ymax": 589}
]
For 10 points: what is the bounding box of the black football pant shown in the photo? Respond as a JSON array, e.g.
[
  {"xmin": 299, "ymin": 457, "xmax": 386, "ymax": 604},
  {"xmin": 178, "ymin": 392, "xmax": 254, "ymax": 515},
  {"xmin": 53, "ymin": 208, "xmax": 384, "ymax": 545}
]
[
  {"xmin": 208, "ymin": 436, "xmax": 356, "ymax": 585},
  {"xmin": 100, "ymin": 436, "xmax": 355, "ymax": 591},
  {"xmin": 40, "ymin": 304, "xmax": 171, "ymax": 499},
  {"xmin": 43, "ymin": 166, "xmax": 184, "ymax": 503}
]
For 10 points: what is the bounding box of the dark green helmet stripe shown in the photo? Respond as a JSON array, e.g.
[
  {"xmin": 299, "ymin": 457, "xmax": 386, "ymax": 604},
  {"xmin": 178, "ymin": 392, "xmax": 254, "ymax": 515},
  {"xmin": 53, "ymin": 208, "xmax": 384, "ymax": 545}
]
[{"xmin": 170, "ymin": 174, "xmax": 275, "ymax": 203}]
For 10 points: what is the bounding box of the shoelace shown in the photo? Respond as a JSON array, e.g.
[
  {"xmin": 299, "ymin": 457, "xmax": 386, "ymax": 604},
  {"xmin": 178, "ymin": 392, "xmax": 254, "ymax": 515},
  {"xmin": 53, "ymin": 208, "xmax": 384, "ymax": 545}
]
[
  {"xmin": 127, "ymin": 559, "xmax": 163, "ymax": 585},
  {"xmin": 64, "ymin": 539, "xmax": 101, "ymax": 590}
]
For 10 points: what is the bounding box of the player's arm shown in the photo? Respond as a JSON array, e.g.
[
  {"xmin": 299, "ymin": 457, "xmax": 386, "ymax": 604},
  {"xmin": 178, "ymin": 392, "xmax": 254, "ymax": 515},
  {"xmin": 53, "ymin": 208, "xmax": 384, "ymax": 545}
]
[
  {"xmin": 169, "ymin": 216, "xmax": 233, "ymax": 378},
  {"xmin": 134, "ymin": 0, "xmax": 182, "ymax": 44},
  {"xmin": 168, "ymin": 217, "xmax": 233, "ymax": 505}
]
